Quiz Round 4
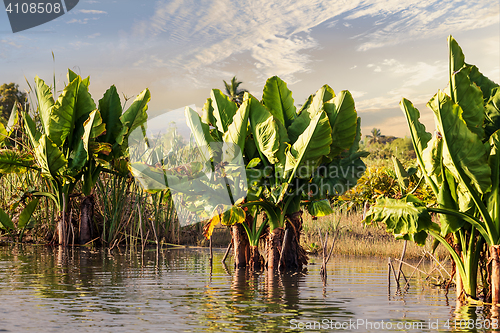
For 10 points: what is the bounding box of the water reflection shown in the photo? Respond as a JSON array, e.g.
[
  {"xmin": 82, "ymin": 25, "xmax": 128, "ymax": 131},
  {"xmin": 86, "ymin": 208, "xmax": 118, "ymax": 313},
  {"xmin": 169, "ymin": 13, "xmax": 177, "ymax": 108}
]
[{"xmin": 0, "ymin": 245, "xmax": 490, "ymax": 332}]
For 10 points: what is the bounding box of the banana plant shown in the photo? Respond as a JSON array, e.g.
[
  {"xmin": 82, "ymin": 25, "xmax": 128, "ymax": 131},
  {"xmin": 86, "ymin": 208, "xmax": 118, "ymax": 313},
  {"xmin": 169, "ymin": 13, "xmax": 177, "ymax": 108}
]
[
  {"xmin": 365, "ymin": 36, "xmax": 500, "ymax": 302},
  {"xmin": 224, "ymin": 77, "xmax": 366, "ymax": 271},
  {"xmin": 0, "ymin": 69, "xmax": 150, "ymax": 246}
]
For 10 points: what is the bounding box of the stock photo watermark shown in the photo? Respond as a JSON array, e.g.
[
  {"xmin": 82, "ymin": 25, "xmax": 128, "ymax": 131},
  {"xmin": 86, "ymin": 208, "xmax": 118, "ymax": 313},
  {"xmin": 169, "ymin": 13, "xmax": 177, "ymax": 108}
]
[
  {"xmin": 289, "ymin": 318, "xmax": 500, "ymax": 331},
  {"xmin": 4, "ymin": 0, "xmax": 79, "ymax": 33}
]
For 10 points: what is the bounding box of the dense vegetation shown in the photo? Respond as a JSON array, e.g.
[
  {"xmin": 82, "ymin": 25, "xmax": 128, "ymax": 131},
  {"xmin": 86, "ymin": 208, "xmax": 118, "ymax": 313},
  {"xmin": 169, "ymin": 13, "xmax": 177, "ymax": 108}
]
[
  {"xmin": 365, "ymin": 36, "xmax": 500, "ymax": 304},
  {"xmin": 1, "ymin": 35, "xmax": 498, "ymax": 308}
]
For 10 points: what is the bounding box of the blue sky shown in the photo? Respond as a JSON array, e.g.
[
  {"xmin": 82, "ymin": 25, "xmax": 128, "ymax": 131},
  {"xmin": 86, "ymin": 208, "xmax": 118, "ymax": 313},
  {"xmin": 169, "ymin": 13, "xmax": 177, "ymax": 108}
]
[{"xmin": 1, "ymin": 0, "xmax": 499, "ymax": 137}]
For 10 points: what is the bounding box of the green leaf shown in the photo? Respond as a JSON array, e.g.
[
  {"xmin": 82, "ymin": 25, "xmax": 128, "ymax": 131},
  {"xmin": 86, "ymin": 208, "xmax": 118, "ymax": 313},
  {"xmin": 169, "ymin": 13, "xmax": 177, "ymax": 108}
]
[
  {"xmin": 69, "ymin": 110, "xmax": 102, "ymax": 171},
  {"xmin": 400, "ymin": 98, "xmax": 436, "ymax": 194},
  {"xmin": 204, "ymin": 205, "xmax": 246, "ymax": 239},
  {"xmin": 0, "ymin": 149, "xmax": 35, "ymax": 173},
  {"xmin": 246, "ymin": 158, "xmax": 261, "ymax": 169},
  {"xmin": 222, "ymin": 98, "xmax": 250, "ymax": 153},
  {"xmin": 98, "ymin": 85, "xmax": 123, "ymax": 145},
  {"xmin": 468, "ymin": 65, "xmax": 499, "ymax": 102},
  {"xmin": 421, "ymin": 134, "xmax": 443, "ymax": 186},
  {"xmin": 35, "ymin": 135, "xmax": 68, "ymax": 178},
  {"xmin": 285, "ymin": 110, "xmax": 332, "ymax": 179},
  {"xmin": 429, "ymin": 90, "xmax": 491, "ymax": 194},
  {"xmin": 448, "ymin": 35, "xmax": 465, "ymax": 76},
  {"xmin": 261, "ymin": 76, "xmax": 296, "ymax": 128},
  {"xmin": 211, "ymin": 89, "xmax": 238, "ymax": 134},
  {"xmin": 484, "ymin": 87, "xmax": 500, "ymax": 138},
  {"xmin": 248, "ymin": 95, "xmax": 282, "ymax": 164},
  {"xmin": 364, "ymin": 195, "xmax": 440, "ymax": 246},
  {"xmin": 0, "ymin": 207, "xmax": 15, "ymax": 230},
  {"xmin": 325, "ymin": 90, "xmax": 358, "ymax": 160},
  {"xmin": 48, "ymin": 78, "xmax": 78, "ymax": 147},
  {"xmin": 23, "ymin": 112, "xmax": 42, "ymax": 146},
  {"xmin": 0, "ymin": 123, "xmax": 7, "ymax": 146},
  {"xmin": 34, "ymin": 76, "xmax": 54, "ymax": 135},
  {"xmin": 185, "ymin": 106, "xmax": 217, "ymax": 162},
  {"xmin": 447, "ymin": 67, "xmax": 485, "ymax": 137},
  {"xmin": 201, "ymin": 98, "xmax": 217, "ymax": 127},
  {"xmin": 67, "ymin": 69, "xmax": 79, "ymax": 83},
  {"xmin": 288, "ymin": 85, "xmax": 334, "ymax": 143},
  {"xmin": 487, "ymin": 130, "xmax": 500, "ymax": 229},
  {"xmin": 438, "ymin": 169, "xmax": 463, "ymax": 235},
  {"xmin": 119, "ymin": 88, "xmax": 150, "ymax": 143},
  {"xmin": 18, "ymin": 198, "xmax": 40, "ymax": 229},
  {"xmin": 308, "ymin": 199, "xmax": 334, "ymax": 217},
  {"xmin": 392, "ymin": 156, "xmax": 409, "ymax": 191}
]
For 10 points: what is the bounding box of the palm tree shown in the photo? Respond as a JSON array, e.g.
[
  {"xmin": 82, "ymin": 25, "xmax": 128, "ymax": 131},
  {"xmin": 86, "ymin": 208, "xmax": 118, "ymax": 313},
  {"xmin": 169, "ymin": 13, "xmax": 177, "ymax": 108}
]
[
  {"xmin": 223, "ymin": 76, "xmax": 248, "ymax": 106},
  {"xmin": 368, "ymin": 128, "xmax": 382, "ymax": 144}
]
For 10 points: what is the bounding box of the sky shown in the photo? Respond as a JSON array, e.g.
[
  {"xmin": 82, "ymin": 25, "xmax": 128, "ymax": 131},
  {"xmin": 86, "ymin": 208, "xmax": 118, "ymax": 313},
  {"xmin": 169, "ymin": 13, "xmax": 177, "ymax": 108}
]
[{"xmin": 1, "ymin": 0, "xmax": 499, "ymax": 138}]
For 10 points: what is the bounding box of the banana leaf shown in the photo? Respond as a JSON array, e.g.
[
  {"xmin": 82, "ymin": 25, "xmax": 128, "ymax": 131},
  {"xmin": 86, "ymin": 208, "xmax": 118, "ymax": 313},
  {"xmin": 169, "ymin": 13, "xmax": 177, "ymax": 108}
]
[
  {"xmin": 325, "ymin": 90, "xmax": 358, "ymax": 160},
  {"xmin": 285, "ymin": 110, "xmax": 332, "ymax": 180},
  {"xmin": 447, "ymin": 67, "xmax": 484, "ymax": 138},
  {"xmin": 262, "ymin": 76, "xmax": 296, "ymax": 128},
  {"xmin": 0, "ymin": 149, "xmax": 35, "ymax": 173},
  {"xmin": 429, "ymin": 90, "xmax": 491, "ymax": 194},
  {"xmin": 211, "ymin": 89, "xmax": 238, "ymax": 134},
  {"xmin": 364, "ymin": 195, "xmax": 440, "ymax": 246},
  {"xmin": 34, "ymin": 76, "xmax": 54, "ymax": 135}
]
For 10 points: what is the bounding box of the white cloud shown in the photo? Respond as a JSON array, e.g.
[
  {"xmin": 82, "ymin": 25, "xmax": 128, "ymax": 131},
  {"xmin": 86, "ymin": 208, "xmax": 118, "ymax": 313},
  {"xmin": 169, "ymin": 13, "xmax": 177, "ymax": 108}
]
[
  {"xmin": 87, "ymin": 33, "xmax": 101, "ymax": 38},
  {"xmin": 132, "ymin": 0, "xmax": 363, "ymax": 82},
  {"xmin": 350, "ymin": 90, "xmax": 367, "ymax": 98},
  {"xmin": 379, "ymin": 58, "xmax": 447, "ymax": 86},
  {"xmin": 66, "ymin": 17, "xmax": 99, "ymax": 24},
  {"xmin": 348, "ymin": 0, "xmax": 499, "ymax": 51},
  {"xmin": 78, "ymin": 9, "xmax": 107, "ymax": 14},
  {"xmin": 128, "ymin": 0, "xmax": 498, "ymax": 85},
  {"xmin": 70, "ymin": 41, "xmax": 91, "ymax": 49},
  {"xmin": 0, "ymin": 39, "xmax": 22, "ymax": 49}
]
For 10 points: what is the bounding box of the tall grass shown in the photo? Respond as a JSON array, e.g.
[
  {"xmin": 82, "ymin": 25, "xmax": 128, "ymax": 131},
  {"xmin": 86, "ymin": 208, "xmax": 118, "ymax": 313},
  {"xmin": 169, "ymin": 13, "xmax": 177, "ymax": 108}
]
[{"xmin": 302, "ymin": 211, "xmax": 449, "ymax": 260}]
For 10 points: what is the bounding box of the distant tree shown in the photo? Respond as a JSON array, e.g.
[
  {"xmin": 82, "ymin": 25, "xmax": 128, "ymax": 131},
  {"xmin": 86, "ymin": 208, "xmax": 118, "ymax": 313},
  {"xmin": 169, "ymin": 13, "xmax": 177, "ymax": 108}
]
[
  {"xmin": 223, "ymin": 76, "xmax": 248, "ymax": 106},
  {"xmin": 0, "ymin": 83, "xmax": 26, "ymax": 124},
  {"xmin": 368, "ymin": 128, "xmax": 382, "ymax": 144}
]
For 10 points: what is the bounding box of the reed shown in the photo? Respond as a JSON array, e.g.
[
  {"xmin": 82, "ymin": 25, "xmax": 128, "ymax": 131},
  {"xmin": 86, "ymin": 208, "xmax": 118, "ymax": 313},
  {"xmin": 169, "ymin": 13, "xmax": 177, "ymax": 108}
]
[{"xmin": 302, "ymin": 211, "xmax": 449, "ymax": 260}]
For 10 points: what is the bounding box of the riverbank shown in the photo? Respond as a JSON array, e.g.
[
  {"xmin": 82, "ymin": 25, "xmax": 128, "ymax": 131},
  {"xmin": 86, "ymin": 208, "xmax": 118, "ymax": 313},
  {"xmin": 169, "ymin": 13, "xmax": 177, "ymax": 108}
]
[{"xmin": 194, "ymin": 211, "xmax": 449, "ymax": 261}]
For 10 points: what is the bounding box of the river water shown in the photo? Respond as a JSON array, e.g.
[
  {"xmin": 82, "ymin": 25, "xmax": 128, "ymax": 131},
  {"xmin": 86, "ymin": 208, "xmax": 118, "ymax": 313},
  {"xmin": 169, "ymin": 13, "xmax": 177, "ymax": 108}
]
[{"xmin": 0, "ymin": 246, "xmax": 495, "ymax": 332}]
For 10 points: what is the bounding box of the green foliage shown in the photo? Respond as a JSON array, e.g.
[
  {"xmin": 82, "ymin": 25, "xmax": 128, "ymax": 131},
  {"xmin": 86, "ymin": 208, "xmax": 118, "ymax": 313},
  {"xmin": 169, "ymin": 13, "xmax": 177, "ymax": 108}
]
[
  {"xmin": 0, "ymin": 83, "xmax": 27, "ymax": 124},
  {"xmin": 364, "ymin": 195, "xmax": 440, "ymax": 246},
  {"xmin": 366, "ymin": 35, "xmax": 500, "ymax": 298}
]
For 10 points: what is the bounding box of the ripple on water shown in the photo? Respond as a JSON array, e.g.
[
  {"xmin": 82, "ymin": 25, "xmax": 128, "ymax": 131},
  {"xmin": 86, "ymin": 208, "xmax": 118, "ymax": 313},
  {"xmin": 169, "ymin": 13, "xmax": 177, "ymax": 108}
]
[{"xmin": 0, "ymin": 246, "xmax": 480, "ymax": 332}]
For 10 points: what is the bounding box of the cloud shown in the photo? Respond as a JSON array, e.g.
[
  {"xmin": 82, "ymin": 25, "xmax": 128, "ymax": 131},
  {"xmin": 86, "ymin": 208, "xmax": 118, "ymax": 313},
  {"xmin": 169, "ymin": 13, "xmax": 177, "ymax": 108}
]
[
  {"xmin": 87, "ymin": 33, "xmax": 101, "ymax": 38},
  {"xmin": 127, "ymin": 0, "xmax": 497, "ymax": 88},
  {"xmin": 70, "ymin": 41, "xmax": 91, "ymax": 49},
  {"xmin": 78, "ymin": 9, "xmax": 107, "ymax": 14},
  {"xmin": 132, "ymin": 0, "xmax": 363, "ymax": 82},
  {"xmin": 0, "ymin": 39, "xmax": 22, "ymax": 49},
  {"xmin": 379, "ymin": 58, "xmax": 447, "ymax": 86},
  {"xmin": 66, "ymin": 17, "xmax": 99, "ymax": 24},
  {"xmin": 350, "ymin": 90, "xmax": 367, "ymax": 98},
  {"xmin": 348, "ymin": 0, "xmax": 499, "ymax": 51}
]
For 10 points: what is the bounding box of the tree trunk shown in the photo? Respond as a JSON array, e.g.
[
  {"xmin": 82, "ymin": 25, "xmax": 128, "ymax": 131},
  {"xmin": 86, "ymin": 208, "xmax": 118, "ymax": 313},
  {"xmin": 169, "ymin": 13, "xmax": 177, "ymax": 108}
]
[
  {"xmin": 57, "ymin": 194, "xmax": 69, "ymax": 246},
  {"xmin": 57, "ymin": 211, "xmax": 70, "ymax": 246},
  {"xmin": 491, "ymin": 245, "xmax": 500, "ymax": 305},
  {"xmin": 80, "ymin": 195, "xmax": 94, "ymax": 245},
  {"xmin": 266, "ymin": 227, "xmax": 284, "ymax": 271},
  {"xmin": 249, "ymin": 245, "xmax": 263, "ymax": 271},
  {"xmin": 282, "ymin": 211, "xmax": 308, "ymax": 271},
  {"xmin": 232, "ymin": 219, "xmax": 250, "ymax": 268}
]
